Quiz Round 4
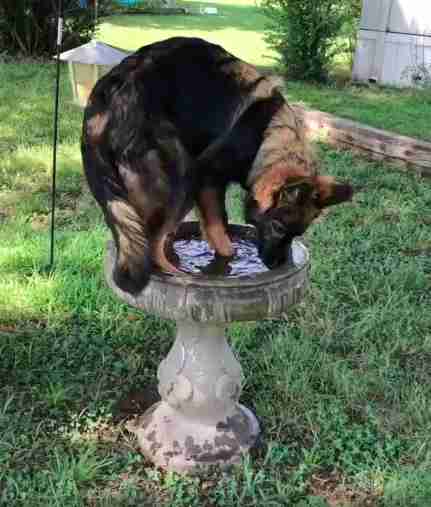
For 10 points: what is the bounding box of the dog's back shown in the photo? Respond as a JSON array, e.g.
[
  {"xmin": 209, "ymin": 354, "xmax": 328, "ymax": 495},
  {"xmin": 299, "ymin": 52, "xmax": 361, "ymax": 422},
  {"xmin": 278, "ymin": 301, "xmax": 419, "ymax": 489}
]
[
  {"xmin": 81, "ymin": 37, "xmax": 282, "ymax": 293},
  {"xmin": 81, "ymin": 37, "xmax": 342, "ymax": 294}
]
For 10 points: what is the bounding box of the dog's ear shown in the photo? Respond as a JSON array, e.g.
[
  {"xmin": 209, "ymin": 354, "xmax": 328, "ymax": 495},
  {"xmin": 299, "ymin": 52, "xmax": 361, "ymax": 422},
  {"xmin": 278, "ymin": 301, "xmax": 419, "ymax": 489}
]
[
  {"xmin": 252, "ymin": 164, "xmax": 312, "ymax": 212},
  {"xmin": 313, "ymin": 176, "xmax": 354, "ymax": 208}
]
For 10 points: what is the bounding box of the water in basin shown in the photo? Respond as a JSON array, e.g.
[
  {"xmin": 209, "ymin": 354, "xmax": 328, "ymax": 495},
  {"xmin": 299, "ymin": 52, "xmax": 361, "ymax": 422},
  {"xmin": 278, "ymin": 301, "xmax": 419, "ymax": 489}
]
[
  {"xmin": 172, "ymin": 235, "xmax": 282, "ymax": 277},
  {"xmin": 174, "ymin": 237, "xmax": 268, "ymax": 276}
]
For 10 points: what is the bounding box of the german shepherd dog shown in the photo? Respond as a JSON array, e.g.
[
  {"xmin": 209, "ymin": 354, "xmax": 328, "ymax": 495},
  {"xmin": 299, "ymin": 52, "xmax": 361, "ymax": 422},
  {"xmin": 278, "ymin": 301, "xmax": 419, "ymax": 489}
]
[{"xmin": 82, "ymin": 37, "xmax": 353, "ymax": 294}]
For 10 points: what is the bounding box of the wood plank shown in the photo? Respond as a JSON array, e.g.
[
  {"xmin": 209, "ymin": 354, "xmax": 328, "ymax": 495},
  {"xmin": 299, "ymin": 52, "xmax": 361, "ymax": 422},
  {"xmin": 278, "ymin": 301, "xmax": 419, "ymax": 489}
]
[
  {"xmin": 111, "ymin": 7, "xmax": 188, "ymax": 15},
  {"xmin": 292, "ymin": 105, "xmax": 431, "ymax": 178}
]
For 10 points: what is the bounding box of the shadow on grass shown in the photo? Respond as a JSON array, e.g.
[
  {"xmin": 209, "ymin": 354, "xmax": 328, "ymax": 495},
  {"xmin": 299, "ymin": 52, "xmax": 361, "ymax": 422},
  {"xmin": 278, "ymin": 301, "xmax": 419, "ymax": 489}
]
[{"xmin": 0, "ymin": 63, "xmax": 82, "ymax": 153}]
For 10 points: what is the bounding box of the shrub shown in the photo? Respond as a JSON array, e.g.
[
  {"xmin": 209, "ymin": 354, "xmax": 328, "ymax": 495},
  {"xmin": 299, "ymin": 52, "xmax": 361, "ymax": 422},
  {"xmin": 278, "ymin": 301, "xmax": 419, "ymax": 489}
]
[
  {"xmin": 338, "ymin": 0, "xmax": 362, "ymax": 70},
  {"xmin": 261, "ymin": 0, "xmax": 361, "ymax": 83},
  {"xmin": 0, "ymin": 0, "xmax": 113, "ymax": 57}
]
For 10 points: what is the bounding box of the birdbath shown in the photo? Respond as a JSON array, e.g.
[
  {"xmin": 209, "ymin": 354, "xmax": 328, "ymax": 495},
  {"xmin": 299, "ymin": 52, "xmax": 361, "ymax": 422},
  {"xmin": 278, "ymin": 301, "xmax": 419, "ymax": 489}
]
[{"xmin": 105, "ymin": 222, "xmax": 309, "ymax": 473}]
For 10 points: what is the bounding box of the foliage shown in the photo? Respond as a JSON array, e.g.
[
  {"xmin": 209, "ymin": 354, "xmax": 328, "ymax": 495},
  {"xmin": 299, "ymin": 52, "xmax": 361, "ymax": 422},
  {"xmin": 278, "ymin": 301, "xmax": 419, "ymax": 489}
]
[
  {"xmin": 261, "ymin": 0, "xmax": 362, "ymax": 82},
  {"xmin": 0, "ymin": 0, "xmax": 113, "ymax": 57},
  {"xmin": 341, "ymin": 0, "xmax": 362, "ymax": 69},
  {"xmin": 402, "ymin": 62, "xmax": 431, "ymax": 90},
  {"xmin": 398, "ymin": 36, "xmax": 431, "ymax": 106}
]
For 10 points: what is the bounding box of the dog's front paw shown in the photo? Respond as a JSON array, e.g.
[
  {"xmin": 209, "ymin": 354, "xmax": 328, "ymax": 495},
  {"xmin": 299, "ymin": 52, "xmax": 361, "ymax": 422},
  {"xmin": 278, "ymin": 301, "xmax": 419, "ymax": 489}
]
[
  {"xmin": 200, "ymin": 254, "xmax": 233, "ymax": 276},
  {"xmin": 217, "ymin": 242, "xmax": 235, "ymax": 258}
]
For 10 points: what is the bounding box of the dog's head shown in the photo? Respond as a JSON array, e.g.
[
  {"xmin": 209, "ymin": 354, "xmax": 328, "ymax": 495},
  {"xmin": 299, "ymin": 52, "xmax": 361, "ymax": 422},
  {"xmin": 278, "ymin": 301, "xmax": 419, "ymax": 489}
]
[{"xmin": 245, "ymin": 168, "xmax": 353, "ymax": 268}]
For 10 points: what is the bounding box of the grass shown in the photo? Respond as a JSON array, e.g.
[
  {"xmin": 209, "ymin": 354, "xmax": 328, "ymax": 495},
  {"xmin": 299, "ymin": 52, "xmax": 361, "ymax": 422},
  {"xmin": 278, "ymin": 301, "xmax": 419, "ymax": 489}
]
[
  {"xmin": 95, "ymin": 0, "xmax": 431, "ymax": 142},
  {"xmin": 1, "ymin": 55, "xmax": 431, "ymax": 506},
  {"xmin": 98, "ymin": 0, "xmax": 277, "ymax": 69},
  {"xmin": 285, "ymin": 82, "xmax": 431, "ymax": 143}
]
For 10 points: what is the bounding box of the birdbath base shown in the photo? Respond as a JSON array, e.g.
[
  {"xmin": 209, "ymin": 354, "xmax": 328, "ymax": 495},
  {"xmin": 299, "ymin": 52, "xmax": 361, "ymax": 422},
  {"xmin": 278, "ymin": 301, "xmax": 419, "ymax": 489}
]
[
  {"xmin": 105, "ymin": 222, "xmax": 309, "ymax": 474},
  {"xmin": 126, "ymin": 321, "xmax": 260, "ymax": 472}
]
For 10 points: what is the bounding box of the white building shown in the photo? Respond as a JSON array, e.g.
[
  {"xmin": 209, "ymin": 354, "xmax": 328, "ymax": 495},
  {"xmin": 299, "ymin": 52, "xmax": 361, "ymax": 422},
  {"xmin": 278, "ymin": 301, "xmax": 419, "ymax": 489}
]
[{"xmin": 352, "ymin": 0, "xmax": 431, "ymax": 87}]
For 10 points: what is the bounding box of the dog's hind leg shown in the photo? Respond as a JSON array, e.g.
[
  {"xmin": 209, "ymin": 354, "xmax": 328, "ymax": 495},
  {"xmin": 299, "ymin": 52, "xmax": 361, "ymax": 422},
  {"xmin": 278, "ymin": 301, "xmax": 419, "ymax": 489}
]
[
  {"xmin": 119, "ymin": 143, "xmax": 192, "ymax": 278},
  {"xmin": 152, "ymin": 228, "xmax": 183, "ymax": 275}
]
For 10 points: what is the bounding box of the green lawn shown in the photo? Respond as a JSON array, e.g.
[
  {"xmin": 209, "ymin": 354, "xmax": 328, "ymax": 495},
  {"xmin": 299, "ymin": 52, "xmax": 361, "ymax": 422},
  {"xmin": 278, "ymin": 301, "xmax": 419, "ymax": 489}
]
[
  {"xmin": 96, "ymin": 0, "xmax": 431, "ymax": 142},
  {"xmin": 285, "ymin": 82, "xmax": 431, "ymax": 143},
  {"xmin": 98, "ymin": 0, "xmax": 277, "ymax": 69},
  {"xmin": 1, "ymin": 59, "xmax": 431, "ymax": 506}
]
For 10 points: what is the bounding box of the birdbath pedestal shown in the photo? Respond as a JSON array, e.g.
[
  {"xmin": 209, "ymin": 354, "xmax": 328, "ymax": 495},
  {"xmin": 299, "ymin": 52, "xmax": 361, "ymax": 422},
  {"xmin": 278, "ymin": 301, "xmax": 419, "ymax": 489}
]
[{"xmin": 105, "ymin": 223, "xmax": 309, "ymax": 473}]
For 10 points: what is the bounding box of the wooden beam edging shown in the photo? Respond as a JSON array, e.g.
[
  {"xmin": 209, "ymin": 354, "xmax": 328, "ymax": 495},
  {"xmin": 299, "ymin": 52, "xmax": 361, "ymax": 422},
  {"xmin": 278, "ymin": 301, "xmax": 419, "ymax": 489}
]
[
  {"xmin": 112, "ymin": 7, "xmax": 188, "ymax": 15},
  {"xmin": 291, "ymin": 105, "xmax": 431, "ymax": 178}
]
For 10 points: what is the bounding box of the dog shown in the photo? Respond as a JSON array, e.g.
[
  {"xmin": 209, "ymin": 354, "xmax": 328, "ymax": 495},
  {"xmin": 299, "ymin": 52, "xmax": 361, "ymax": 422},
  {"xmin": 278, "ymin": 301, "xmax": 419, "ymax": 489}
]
[{"xmin": 81, "ymin": 37, "xmax": 353, "ymax": 294}]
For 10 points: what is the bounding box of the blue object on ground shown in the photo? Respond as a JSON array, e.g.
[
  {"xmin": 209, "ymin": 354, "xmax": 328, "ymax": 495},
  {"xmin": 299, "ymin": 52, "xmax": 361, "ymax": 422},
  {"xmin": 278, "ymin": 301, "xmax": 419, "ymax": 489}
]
[{"xmin": 117, "ymin": 0, "xmax": 139, "ymax": 6}]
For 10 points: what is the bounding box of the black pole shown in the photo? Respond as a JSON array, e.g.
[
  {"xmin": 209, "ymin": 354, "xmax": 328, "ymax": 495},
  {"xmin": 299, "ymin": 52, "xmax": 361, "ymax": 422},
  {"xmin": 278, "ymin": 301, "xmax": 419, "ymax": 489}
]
[{"xmin": 49, "ymin": 0, "xmax": 64, "ymax": 269}]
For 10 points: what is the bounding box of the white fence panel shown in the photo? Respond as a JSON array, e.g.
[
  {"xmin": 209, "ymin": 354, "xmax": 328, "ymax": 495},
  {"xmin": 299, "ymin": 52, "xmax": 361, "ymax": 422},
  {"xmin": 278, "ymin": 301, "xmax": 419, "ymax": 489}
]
[
  {"xmin": 388, "ymin": 0, "xmax": 431, "ymax": 36},
  {"xmin": 353, "ymin": 0, "xmax": 431, "ymax": 86},
  {"xmin": 352, "ymin": 31, "xmax": 378, "ymax": 81}
]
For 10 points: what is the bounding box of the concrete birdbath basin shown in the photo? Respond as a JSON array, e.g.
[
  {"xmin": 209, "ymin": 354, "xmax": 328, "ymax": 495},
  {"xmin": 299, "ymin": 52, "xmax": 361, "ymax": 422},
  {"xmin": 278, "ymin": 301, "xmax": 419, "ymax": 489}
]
[{"xmin": 105, "ymin": 222, "xmax": 309, "ymax": 473}]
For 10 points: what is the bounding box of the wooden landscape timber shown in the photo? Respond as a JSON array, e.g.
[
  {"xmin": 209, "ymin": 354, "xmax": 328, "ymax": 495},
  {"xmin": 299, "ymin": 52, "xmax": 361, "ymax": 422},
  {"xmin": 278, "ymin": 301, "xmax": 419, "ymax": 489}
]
[
  {"xmin": 131, "ymin": 8, "xmax": 187, "ymax": 14},
  {"xmin": 292, "ymin": 105, "xmax": 431, "ymax": 178},
  {"xmin": 112, "ymin": 7, "xmax": 188, "ymax": 15}
]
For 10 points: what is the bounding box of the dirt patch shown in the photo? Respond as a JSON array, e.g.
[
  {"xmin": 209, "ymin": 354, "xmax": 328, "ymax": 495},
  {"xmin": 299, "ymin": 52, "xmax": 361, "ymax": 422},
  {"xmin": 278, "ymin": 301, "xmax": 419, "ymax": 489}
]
[
  {"xmin": 0, "ymin": 138, "xmax": 18, "ymax": 153},
  {"xmin": 0, "ymin": 192, "xmax": 21, "ymax": 219},
  {"xmin": 0, "ymin": 325, "xmax": 17, "ymax": 334},
  {"xmin": 57, "ymin": 191, "xmax": 81, "ymax": 211},
  {"xmin": 30, "ymin": 213, "xmax": 50, "ymax": 231},
  {"xmin": 402, "ymin": 241, "xmax": 431, "ymax": 256},
  {"xmin": 0, "ymin": 53, "xmax": 52, "ymax": 65},
  {"xmin": 114, "ymin": 385, "xmax": 161, "ymax": 423},
  {"xmin": 309, "ymin": 471, "xmax": 381, "ymax": 506},
  {"xmin": 398, "ymin": 350, "xmax": 431, "ymax": 383},
  {"xmin": 350, "ymin": 209, "xmax": 401, "ymax": 227},
  {"xmin": 419, "ymin": 216, "xmax": 431, "ymax": 226},
  {"xmin": 380, "ymin": 210, "xmax": 401, "ymax": 224}
]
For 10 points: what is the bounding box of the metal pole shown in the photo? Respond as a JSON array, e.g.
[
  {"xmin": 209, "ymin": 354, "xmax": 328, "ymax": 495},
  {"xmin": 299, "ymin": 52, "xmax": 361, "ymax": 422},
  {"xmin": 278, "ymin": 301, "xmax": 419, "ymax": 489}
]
[{"xmin": 49, "ymin": 0, "xmax": 63, "ymax": 269}]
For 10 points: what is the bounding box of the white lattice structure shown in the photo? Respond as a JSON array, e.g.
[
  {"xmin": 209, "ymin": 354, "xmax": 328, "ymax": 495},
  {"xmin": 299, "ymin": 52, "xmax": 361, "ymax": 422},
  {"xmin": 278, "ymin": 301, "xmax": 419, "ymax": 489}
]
[{"xmin": 353, "ymin": 0, "xmax": 431, "ymax": 86}]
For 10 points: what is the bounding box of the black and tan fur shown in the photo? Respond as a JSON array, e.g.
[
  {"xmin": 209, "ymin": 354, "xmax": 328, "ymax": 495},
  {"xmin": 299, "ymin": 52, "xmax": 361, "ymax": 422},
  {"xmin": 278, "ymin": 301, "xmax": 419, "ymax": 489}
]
[{"xmin": 81, "ymin": 37, "xmax": 353, "ymax": 294}]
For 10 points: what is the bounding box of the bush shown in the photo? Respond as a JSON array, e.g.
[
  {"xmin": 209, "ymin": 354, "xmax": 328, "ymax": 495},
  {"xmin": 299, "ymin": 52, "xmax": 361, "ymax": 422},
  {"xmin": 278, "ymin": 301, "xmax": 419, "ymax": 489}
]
[
  {"xmin": 0, "ymin": 0, "xmax": 113, "ymax": 57},
  {"xmin": 261, "ymin": 0, "xmax": 361, "ymax": 83},
  {"xmin": 338, "ymin": 0, "xmax": 362, "ymax": 70}
]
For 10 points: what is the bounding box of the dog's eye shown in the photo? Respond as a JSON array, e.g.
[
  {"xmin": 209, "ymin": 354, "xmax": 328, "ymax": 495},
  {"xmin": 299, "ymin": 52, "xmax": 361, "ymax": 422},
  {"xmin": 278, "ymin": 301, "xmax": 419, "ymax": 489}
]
[
  {"xmin": 270, "ymin": 219, "xmax": 286, "ymax": 236},
  {"xmin": 279, "ymin": 187, "xmax": 299, "ymax": 205}
]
